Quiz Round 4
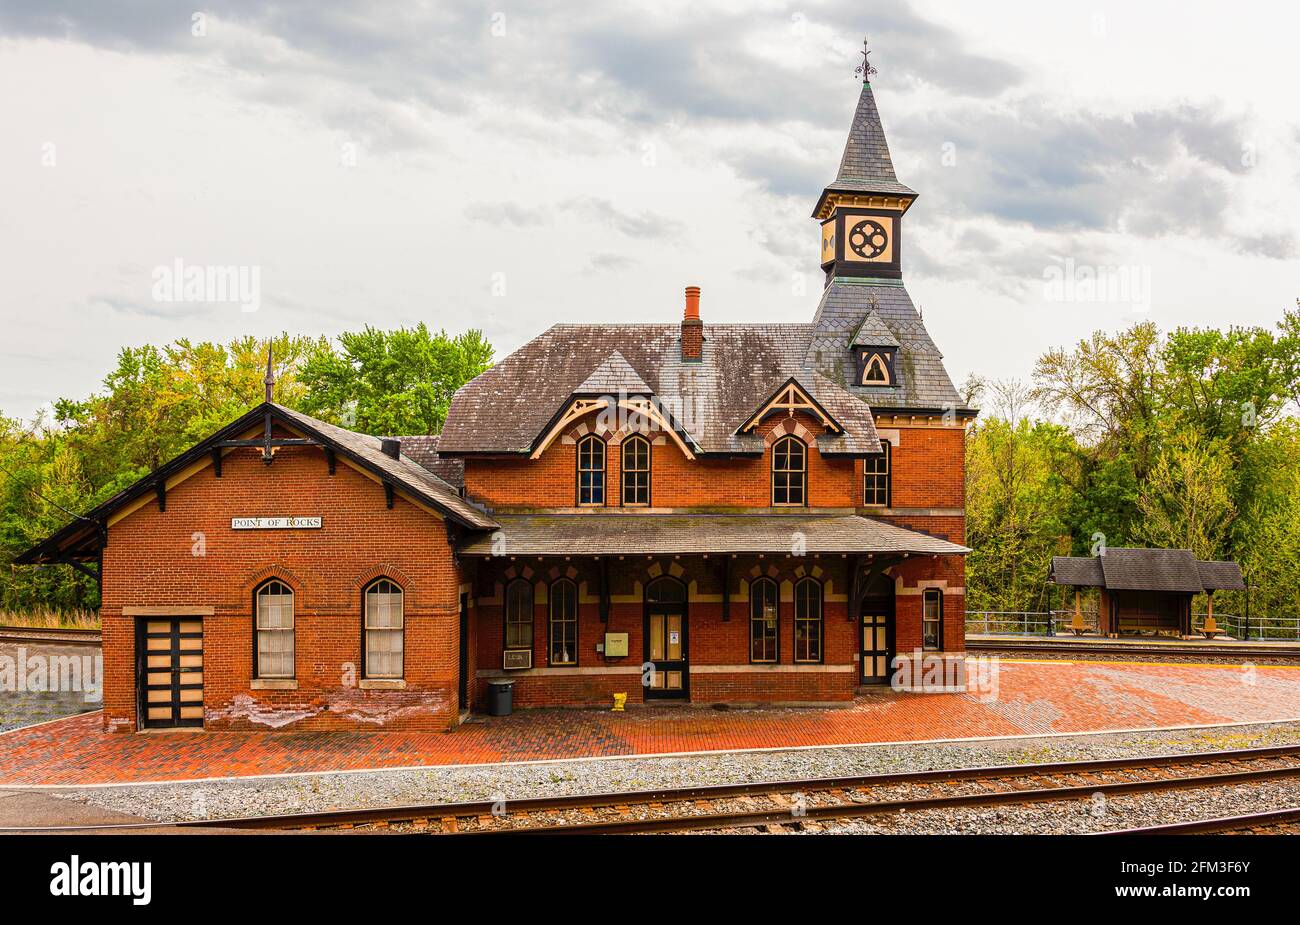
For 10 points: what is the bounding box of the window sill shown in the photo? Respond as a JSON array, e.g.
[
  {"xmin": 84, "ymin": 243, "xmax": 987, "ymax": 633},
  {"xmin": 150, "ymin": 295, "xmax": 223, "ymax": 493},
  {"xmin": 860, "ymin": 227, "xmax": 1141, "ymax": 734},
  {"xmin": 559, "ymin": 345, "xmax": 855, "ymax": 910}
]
[
  {"xmin": 359, "ymin": 678, "xmax": 406, "ymax": 690},
  {"xmin": 251, "ymin": 678, "xmax": 297, "ymax": 690}
]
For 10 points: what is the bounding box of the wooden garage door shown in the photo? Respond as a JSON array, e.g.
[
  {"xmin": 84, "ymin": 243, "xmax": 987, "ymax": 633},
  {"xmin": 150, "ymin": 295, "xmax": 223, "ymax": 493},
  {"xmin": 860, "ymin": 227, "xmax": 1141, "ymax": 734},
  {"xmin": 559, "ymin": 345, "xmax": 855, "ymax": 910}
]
[{"xmin": 138, "ymin": 618, "xmax": 204, "ymax": 728}]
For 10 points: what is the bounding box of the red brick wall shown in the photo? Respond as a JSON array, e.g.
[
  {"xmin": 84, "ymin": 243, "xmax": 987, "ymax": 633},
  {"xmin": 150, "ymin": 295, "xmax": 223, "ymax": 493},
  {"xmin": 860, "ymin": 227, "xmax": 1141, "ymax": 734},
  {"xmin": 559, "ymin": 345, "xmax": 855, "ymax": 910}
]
[
  {"xmin": 99, "ymin": 445, "xmax": 463, "ymax": 733},
  {"xmin": 877, "ymin": 425, "xmax": 965, "ymax": 510},
  {"xmin": 470, "ymin": 554, "xmax": 959, "ymax": 707},
  {"xmin": 464, "ymin": 412, "xmax": 859, "ymax": 509}
]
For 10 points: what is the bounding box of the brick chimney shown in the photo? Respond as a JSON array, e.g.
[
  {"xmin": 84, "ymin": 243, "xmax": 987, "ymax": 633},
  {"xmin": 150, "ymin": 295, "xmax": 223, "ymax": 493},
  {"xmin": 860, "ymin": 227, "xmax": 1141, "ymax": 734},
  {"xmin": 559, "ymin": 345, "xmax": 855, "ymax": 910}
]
[
  {"xmin": 681, "ymin": 286, "xmax": 703, "ymax": 362},
  {"xmin": 380, "ymin": 438, "xmax": 401, "ymax": 459}
]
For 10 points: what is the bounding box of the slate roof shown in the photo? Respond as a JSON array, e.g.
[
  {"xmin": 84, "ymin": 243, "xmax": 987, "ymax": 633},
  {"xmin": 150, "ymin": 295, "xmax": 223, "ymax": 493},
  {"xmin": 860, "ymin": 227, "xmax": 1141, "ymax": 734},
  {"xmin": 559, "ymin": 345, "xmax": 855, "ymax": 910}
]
[
  {"xmin": 807, "ymin": 279, "xmax": 967, "ymax": 412},
  {"xmin": 439, "ymin": 72, "xmax": 968, "ymax": 453},
  {"xmin": 1196, "ymin": 560, "xmax": 1247, "ymax": 591},
  {"xmin": 1048, "ymin": 556, "xmax": 1104, "ymax": 587},
  {"xmin": 850, "ymin": 309, "xmax": 899, "ymax": 348},
  {"xmin": 829, "ymin": 81, "xmax": 915, "ymax": 199},
  {"xmin": 271, "ymin": 406, "xmax": 495, "ymax": 529},
  {"xmin": 459, "ymin": 513, "xmax": 970, "ymax": 557},
  {"xmin": 1049, "ymin": 549, "xmax": 1244, "ymax": 593},
  {"xmin": 575, "ymin": 350, "xmax": 652, "ymax": 395},
  {"xmin": 439, "ymin": 324, "xmax": 884, "ymax": 456},
  {"xmin": 388, "ymin": 434, "xmax": 464, "ymax": 490}
]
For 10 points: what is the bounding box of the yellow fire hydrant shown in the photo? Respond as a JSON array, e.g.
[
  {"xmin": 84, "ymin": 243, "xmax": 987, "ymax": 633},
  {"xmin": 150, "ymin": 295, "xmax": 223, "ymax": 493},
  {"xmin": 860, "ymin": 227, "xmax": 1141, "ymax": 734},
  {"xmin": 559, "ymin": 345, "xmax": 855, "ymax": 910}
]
[{"xmin": 611, "ymin": 692, "xmax": 627, "ymax": 712}]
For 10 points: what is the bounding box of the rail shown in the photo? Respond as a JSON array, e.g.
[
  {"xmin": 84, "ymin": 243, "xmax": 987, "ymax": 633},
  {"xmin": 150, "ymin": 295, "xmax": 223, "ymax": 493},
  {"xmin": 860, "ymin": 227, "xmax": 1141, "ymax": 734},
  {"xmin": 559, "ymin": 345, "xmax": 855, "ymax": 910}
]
[{"xmin": 966, "ymin": 610, "xmax": 1300, "ymax": 641}]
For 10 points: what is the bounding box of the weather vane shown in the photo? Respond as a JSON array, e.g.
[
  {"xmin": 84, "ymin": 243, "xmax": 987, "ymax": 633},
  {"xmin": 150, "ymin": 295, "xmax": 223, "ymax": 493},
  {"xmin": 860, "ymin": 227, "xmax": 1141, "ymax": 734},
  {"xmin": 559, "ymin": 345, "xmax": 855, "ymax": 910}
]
[{"xmin": 854, "ymin": 37, "xmax": 877, "ymax": 82}]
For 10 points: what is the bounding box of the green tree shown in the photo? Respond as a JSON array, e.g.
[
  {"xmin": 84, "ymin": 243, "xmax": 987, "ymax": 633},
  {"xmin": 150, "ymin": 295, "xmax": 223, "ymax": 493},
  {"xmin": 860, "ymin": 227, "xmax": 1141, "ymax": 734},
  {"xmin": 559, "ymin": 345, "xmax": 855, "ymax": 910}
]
[
  {"xmin": 965, "ymin": 380, "xmax": 1079, "ymax": 613},
  {"xmin": 299, "ymin": 324, "xmax": 493, "ymax": 436},
  {"xmin": 1134, "ymin": 434, "xmax": 1237, "ymax": 559}
]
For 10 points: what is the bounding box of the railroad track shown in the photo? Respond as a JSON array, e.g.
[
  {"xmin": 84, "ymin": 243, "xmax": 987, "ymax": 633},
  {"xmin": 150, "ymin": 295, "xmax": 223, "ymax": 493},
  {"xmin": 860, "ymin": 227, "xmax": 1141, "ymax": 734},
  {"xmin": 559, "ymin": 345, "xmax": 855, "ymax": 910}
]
[
  {"xmin": 967, "ymin": 638, "xmax": 1300, "ymax": 663},
  {"xmin": 1101, "ymin": 806, "xmax": 1300, "ymax": 835},
  {"xmin": 0, "ymin": 624, "xmax": 101, "ymax": 646},
  {"xmin": 12, "ymin": 743, "xmax": 1300, "ymax": 836}
]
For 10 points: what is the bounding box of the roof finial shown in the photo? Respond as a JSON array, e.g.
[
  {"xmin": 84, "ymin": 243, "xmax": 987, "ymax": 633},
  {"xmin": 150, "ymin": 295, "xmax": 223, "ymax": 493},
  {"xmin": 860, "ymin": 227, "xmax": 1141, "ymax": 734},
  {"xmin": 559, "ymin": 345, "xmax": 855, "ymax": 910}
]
[
  {"xmin": 854, "ymin": 36, "xmax": 877, "ymax": 83},
  {"xmin": 263, "ymin": 345, "xmax": 275, "ymax": 404}
]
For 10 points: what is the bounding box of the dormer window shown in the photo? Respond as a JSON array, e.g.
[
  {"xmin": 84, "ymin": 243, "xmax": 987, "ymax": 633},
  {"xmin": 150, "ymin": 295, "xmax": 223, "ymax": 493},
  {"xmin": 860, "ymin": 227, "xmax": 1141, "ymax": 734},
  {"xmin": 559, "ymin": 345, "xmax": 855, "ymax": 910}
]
[
  {"xmin": 854, "ymin": 348, "xmax": 896, "ymax": 386},
  {"xmin": 862, "ymin": 353, "xmax": 890, "ymax": 384},
  {"xmin": 849, "ymin": 309, "xmax": 899, "ymax": 388}
]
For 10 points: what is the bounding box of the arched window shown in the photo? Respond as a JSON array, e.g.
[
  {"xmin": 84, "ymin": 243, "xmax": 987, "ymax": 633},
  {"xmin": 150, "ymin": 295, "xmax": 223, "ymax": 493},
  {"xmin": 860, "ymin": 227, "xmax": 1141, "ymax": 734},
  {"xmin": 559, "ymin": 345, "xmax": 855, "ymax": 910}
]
[
  {"xmin": 621, "ymin": 435, "xmax": 651, "ymax": 506},
  {"xmin": 505, "ymin": 579, "xmax": 534, "ymax": 650},
  {"xmin": 862, "ymin": 353, "xmax": 890, "ymax": 385},
  {"xmin": 771, "ymin": 436, "xmax": 806, "ymax": 506},
  {"xmin": 864, "ymin": 440, "xmax": 891, "ymax": 507},
  {"xmin": 549, "ymin": 578, "xmax": 578, "ymax": 666},
  {"xmin": 364, "ymin": 579, "xmax": 404, "ymax": 679},
  {"xmin": 794, "ymin": 578, "xmax": 823, "ymax": 663},
  {"xmin": 255, "ymin": 580, "xmax": 294, "ymax": 679},
  {"xmin": 645, "ymin": 576, "xmax": 685, "ymax": 604},
  {"xmin": 577, "ymin": 435, "xmax": 605, "ymax": 506},
  {"xmin": 749, "ymin": 578, "xmax": 779, "ymax": 664}
]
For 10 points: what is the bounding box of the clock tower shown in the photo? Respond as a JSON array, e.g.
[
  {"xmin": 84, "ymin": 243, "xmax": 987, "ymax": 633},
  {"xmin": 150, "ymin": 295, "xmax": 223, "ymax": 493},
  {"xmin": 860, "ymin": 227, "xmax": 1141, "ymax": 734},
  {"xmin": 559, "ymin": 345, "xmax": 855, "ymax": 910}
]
[{"xmin": 813, "ymin": 41, "xmax": 916, "ymax": 282}]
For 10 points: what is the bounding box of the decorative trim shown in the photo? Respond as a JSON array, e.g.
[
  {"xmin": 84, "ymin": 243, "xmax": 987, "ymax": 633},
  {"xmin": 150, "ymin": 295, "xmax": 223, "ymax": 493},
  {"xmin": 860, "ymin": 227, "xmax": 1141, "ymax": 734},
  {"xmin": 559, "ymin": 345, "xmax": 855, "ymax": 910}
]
[
  {"xmin": 740, "ymin": 378, "xmax": 843, "ymax": 435},
  {"xmin": 122, "ymin": 605, "xmax": 214, "ymax": 616},
  {"xmin": 350, "ymin": 563, "xmax": 415, "ymax": 593},
  {"xmin": 239, "ymin": 564, "xmax": 306, "ymax": 603}
]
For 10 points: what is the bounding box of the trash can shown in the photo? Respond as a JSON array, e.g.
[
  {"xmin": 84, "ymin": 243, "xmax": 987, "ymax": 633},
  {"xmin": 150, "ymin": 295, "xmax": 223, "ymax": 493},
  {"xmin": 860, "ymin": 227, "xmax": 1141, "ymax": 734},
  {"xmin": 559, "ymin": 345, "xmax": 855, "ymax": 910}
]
[{"xmin": 487, "ymin": 679, "xmax": 514, "ymax": 716}]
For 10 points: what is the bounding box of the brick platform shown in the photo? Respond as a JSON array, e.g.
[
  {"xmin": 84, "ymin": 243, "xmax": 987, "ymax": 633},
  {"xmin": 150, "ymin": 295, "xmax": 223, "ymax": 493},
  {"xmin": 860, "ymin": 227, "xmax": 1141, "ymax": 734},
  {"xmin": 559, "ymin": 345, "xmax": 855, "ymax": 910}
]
[{"xmin": 2, "ymin": 659, "xmax": 1299, "ymax": 786}]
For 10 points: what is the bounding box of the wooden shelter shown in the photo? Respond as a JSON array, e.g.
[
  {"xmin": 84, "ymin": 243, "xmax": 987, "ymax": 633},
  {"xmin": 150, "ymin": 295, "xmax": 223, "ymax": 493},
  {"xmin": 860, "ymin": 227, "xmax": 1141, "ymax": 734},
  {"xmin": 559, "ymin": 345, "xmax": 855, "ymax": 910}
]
[{"xmin": 1049, "ymin": 549, "xmax": 1245, "ymax": 638}]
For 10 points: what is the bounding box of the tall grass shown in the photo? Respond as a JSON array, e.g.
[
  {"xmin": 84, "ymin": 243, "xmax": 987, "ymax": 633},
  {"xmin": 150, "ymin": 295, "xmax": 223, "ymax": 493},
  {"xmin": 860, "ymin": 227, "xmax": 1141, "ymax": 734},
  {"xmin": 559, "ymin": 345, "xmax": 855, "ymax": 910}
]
[{"xmin": 0, "ymin": 607, "xmax": 100, "ymax": 630}]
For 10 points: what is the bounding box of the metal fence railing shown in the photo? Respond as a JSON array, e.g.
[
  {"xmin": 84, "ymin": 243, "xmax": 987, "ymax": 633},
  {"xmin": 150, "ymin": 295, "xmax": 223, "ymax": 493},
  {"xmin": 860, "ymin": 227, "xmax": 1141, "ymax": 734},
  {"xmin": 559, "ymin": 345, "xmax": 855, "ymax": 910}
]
[
  {"xmin": 966, "ymin": 610, "xmax": 1300, "ymax": 641},
  {"xmin": 1210, "ymin": 614, "xmax": 1300, "ymax": 641},
  {"xmin": 964, "ymin": 611, "xmax": 1099, "ymax": 637}
]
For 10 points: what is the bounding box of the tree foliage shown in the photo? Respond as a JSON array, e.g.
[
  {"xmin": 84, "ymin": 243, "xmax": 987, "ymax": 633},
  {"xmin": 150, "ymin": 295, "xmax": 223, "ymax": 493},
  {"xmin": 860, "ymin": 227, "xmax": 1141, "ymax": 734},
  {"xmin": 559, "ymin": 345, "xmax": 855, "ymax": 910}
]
[
  {"xmin": 0, "ymin": 327, "xmax": 491, "ymax": 614},
  {"xmin": 298, "ymin": 325, "xmax": 493, "ymax": 436},
  {"xmin": 970, "ymin": 306, "xmax": 1300, "ymax": 625}
]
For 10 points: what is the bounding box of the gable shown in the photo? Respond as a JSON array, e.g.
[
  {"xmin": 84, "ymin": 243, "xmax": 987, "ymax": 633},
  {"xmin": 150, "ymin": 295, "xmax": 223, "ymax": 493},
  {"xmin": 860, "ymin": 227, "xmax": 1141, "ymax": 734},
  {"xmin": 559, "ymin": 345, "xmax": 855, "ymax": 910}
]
[
  {"xmin": 16, "ymin": 403, "xmax": 497, "ymax": 565},
  {"xmin": 738, "ymin": 378, "xmax": 843, "ymax": 435}
]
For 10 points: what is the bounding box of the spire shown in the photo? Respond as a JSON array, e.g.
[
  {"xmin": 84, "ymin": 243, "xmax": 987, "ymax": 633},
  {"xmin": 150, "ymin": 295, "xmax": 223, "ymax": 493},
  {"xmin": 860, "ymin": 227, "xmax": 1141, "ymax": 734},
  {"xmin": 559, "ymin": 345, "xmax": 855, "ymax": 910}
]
[
  {"xmin": 264, "ymin": 346, "xmax": 275, "ymax": 404},
  {"xmin": 836, "ymin": 69, "xmax": 899, "ymax": 188},
  {"xmin": 812, "ymin": 38, "xmax": 915, "ymax": 217}
]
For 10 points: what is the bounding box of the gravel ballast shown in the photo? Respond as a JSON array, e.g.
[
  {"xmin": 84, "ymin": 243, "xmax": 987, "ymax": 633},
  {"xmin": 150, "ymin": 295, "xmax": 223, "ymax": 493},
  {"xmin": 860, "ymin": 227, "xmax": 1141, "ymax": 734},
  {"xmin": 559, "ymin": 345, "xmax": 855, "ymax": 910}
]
[{"xmin": 42, "ymin": 719, "xmax": 1300, "ymax": 826}]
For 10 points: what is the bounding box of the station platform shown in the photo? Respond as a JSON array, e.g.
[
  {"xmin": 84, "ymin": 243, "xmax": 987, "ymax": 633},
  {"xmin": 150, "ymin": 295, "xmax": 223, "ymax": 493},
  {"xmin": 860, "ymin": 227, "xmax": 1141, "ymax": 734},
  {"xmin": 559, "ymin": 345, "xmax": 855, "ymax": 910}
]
[{"xmin": 2, "ymin": 657, "xmax": 1300, "ymax": 787}]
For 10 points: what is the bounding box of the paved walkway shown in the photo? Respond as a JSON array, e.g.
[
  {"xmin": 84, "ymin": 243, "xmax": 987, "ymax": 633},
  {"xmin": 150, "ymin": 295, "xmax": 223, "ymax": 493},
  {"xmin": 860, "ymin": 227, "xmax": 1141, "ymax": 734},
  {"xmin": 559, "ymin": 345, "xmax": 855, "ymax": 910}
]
[{"xmin": 2, "ymin": 659, "xmax": 1299, "ymax": 786}]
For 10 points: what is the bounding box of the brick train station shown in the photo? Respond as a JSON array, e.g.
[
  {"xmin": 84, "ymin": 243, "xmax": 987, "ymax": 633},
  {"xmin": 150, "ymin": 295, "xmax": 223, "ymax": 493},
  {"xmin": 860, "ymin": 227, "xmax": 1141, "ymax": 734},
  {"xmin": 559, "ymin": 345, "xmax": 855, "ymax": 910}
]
[{"xmin": 20, "ymin": 71, "xmax": 975, "ymax": 734}]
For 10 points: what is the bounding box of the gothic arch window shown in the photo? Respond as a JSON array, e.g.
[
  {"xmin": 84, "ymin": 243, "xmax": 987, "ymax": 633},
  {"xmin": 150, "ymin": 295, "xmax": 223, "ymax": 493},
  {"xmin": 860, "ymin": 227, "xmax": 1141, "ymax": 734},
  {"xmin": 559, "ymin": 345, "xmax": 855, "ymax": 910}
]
[
  {"xmin": 622, "ymin": 435, "xmax": 651, "ymax": 506},
  {"xmin": 363, "ymin": 578, "xmax": 404, "ymax": 679},
  {"xmin": 549, "ymin": 578, "xmax": 578, "ymax": 666},
  {"xmin": 794, "ymin": 578, "xmax": 823, "ymax": 663},
  {"xmin": 577, "ymin": 435, "xmax": 605, "ymax": 506},
  {"xmin": 254, "ymin": 580, "xmax": 294, "ymax": 679},
  {"xmin": 749, "ymin": 578, "xmax": 779, "ymax": 664},
  {"xmin": 772, "ymin": 436, "xmax": 806, "ymax": 506},
  {"xmin": 862, "ymin": 353, "xmax": 890, "ymax": 385}
]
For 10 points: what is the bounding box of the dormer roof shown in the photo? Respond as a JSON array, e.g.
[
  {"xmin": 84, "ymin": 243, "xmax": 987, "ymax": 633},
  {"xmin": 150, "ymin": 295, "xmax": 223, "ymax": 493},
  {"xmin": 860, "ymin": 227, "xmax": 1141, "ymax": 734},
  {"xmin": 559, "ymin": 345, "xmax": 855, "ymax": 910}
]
[
  {"xmin": 849, "ymin": 309, "xmax": 899, "ymax": 349},
  {"xmin": 574, "ymin": 350, "xmax": 652, "ymax": 395}
]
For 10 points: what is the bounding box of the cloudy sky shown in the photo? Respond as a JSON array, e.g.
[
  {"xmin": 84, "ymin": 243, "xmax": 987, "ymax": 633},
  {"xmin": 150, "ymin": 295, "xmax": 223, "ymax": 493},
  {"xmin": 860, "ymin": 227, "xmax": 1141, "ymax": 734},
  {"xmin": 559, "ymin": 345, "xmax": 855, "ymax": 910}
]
[{"xmin": 1, "ymin": 1, "xmax": 1296, "ymax": 422}]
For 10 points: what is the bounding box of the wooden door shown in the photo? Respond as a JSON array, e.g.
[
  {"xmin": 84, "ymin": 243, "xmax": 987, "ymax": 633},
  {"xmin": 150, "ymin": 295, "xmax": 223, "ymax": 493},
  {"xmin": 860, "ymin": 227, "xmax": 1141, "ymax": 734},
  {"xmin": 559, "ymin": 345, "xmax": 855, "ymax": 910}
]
[{"xmin": 137, "ymin": 618, "xmax": 204, "ymax": 728}]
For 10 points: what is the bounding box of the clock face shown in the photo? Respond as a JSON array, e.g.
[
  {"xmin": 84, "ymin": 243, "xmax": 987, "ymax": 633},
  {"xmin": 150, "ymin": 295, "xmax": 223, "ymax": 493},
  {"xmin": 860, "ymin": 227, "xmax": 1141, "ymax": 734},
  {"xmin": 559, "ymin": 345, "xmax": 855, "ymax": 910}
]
[{"xmin": 848, "ymin": 219, "xmax": 889, "ymax": 259}]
